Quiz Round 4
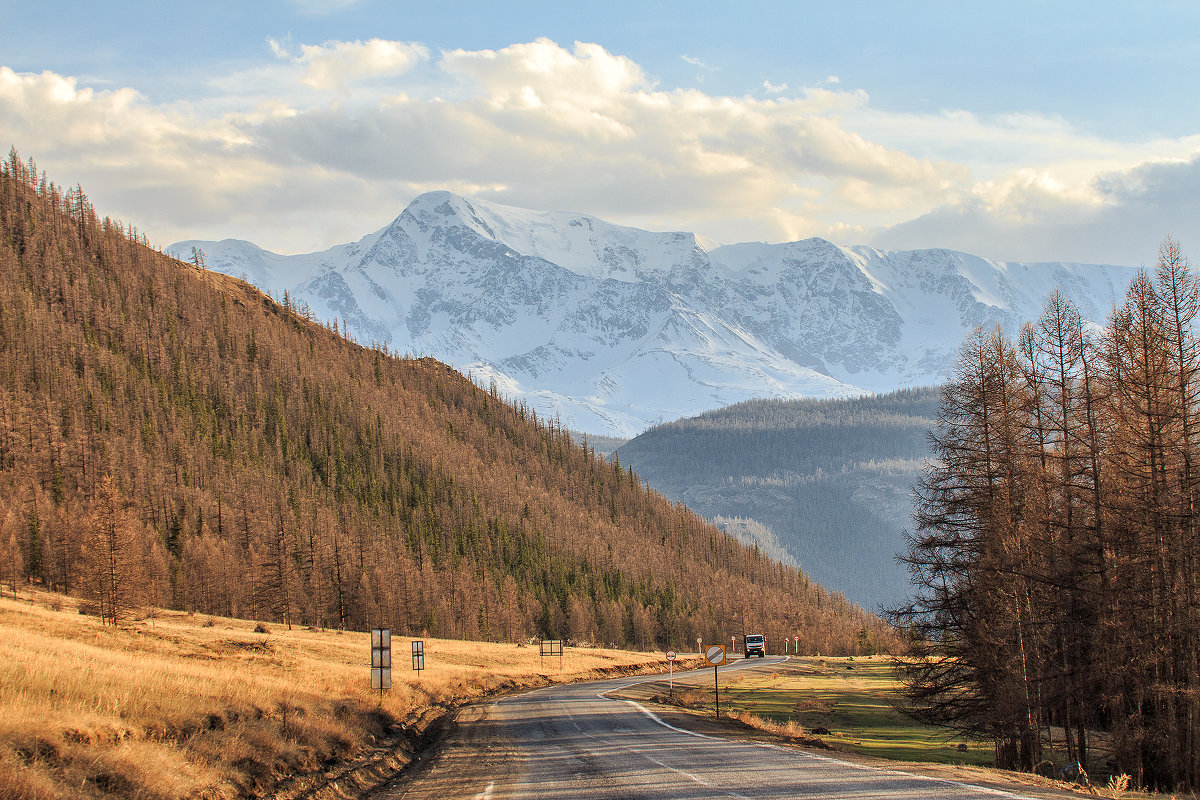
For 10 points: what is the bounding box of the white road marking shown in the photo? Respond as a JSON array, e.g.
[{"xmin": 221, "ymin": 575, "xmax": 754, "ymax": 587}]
[
  {"xmin": 595, "ymin": 656, "xmax": 1043, "ymax": 800},
  {"xmin": 642, "ymin": 754, "xmax": 754, "ymax": 800},
  {"xmin": 608, "ymin": 697, "xmax": 717, "ymax": 740}
]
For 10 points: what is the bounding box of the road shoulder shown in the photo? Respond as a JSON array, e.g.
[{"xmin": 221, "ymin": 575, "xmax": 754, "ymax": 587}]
[
  {"xmin": 608, "ymin": 667, "xmax": 1102, "ymax": 800},
  {"xmin": 374, "ymin": 702, "xmax": 521, "ymax": 800}
]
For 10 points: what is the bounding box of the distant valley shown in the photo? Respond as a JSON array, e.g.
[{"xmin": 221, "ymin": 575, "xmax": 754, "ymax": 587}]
[{"xmin": 618, "ymin": 389, "xmax": 940, "ymax": 610}]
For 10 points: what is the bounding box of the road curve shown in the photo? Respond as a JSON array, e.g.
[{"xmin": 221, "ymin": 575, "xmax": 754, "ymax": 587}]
[{"xmin": 387, "ymin": 657, "xmax": 1058, "ymax": 800}]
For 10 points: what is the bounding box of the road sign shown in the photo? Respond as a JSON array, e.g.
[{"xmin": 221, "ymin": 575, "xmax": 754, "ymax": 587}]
[
  {"xmin": 412, "ymin": 640, "xmax": 425, "ymax": 673},
  {"xmin": 370, "ymin": 628, "xmax": 392, "ymax": 698},
  {"xmin": 705, "ymin": 645, "xmax": 726, "ymax": 718},
  {"xmin": 666, "ymin": 651, "xmax": 677, "ymax": 661},
  {"xmin": 539, "ymin": 639, "xmax": 564, "ymax": 670}
]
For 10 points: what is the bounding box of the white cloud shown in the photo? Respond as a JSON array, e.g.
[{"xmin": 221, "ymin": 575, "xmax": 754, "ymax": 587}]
[
  {"xmin": 234, "ymin": 38, "xmax": 963, "ymax": 245},
  {"xmin": 872, "ymin": 154, "xmax": 1200, "ymax": 265},
  {"xmin": 763, "ymin": 80, "xmax": 787, "ymax": 94},
  {"xmin": 681, "ymin": 53, "xmax": 718, "ymax": 82},
  {"xmin": 2, "ymin": 38, "xmax": 1198, "ymax": 264},
  {"xmin": 272, "ymin": 38, "xmax": 429, "ymax": 91}
]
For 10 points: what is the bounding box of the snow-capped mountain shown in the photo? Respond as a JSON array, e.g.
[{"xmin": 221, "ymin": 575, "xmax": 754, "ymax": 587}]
[{"xmin": 171, "ymin": 192, "xmax": 1135, "ymax": 437}]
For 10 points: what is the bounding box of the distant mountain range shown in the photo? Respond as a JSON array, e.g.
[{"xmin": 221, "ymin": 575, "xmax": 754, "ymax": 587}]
[{"xmin": 172, "ymin": 192, "xmax": 1136, "ymax": 437}]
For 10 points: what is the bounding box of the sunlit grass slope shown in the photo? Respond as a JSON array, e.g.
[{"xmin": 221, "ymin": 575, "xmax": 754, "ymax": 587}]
[{"xmin": 0, "ymin": 590, "xmax": 665, "ymax": 800}]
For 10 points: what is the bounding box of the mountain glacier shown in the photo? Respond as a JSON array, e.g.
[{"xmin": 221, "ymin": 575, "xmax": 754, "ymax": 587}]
[{"xmin": 171, "ymin": 192, "xmax": 1136, "ymax": 437}]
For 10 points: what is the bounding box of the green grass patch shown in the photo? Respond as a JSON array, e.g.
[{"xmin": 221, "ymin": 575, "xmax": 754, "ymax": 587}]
[{"xmin": 694, "ymin": 656, "xmax": 993, "ymax": 766}]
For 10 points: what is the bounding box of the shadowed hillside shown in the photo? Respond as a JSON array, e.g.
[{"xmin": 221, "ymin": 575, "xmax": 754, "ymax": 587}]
[{"xmin": 617, "ymin": 389, "xmax": 939, "ymax": 610}]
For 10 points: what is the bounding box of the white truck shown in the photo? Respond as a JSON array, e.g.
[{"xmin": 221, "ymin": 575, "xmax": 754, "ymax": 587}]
[{"xmin": 744, "ymin": 633, "xmax": 766, "ymax": 658}]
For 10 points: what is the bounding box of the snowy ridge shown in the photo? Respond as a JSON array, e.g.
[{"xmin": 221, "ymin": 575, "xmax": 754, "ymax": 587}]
[{"xmin": 172, "ymin": 192, "xmax": 1136, "ymax": 437}]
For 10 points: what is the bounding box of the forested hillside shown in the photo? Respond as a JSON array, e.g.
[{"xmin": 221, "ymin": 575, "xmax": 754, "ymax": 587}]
[
  {"xmin": 0, "ymin": 152, "xmax": 891, "ymax": 654},
  {"xmin": 617, "ymin": 388, "xmax": 939, "ymax": 610}
]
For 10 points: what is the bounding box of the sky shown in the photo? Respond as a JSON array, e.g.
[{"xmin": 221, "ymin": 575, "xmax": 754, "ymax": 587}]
[{"xmin": 3, "ymin": 0, "xmax": 1200, "ymax": 265}]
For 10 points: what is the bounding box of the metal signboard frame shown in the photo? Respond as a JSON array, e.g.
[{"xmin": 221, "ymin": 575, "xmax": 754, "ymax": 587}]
[
  {"xmin": 371, "ymin": 628, "xmax": 392, "ymax": 701},
  {"xmin": 412, "ymin": 639, "xmax": 425, "ymax": 673},
  {"xmin": 539, "ymin": 639, "xmax": 564, "ymax": 670}
]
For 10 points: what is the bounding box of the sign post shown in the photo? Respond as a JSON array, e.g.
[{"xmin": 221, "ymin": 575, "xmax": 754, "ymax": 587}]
[
  {"xmin": 666, "ymin": 650, "xmax": 677, "ymax": 695},
  {"xmin": 412, "ymin": 640, "xmax": 425, "ymax": 673},
  {"xmin": 370, "ymin": 628, "xmax": 391, "ymax": 705},
  {"xmin": 704, "ymin": 645, "xmax": 726, "ymax": 717},
  {"xmin": 794, "ymin": 635, "xmax": 799, "ymax": 654},
  {"xmin": 540, "ymin": 639, "xmax": 563, "ymax": 671}
]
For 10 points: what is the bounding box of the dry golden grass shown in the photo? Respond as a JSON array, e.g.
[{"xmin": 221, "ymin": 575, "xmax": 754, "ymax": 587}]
[
  {"xmin": 650, "ymin": 689, "xmax": 826, "ymax": 747},
  {"xmin": 0, "ymin": 591, "xmax": 664, "ymax": 800}
]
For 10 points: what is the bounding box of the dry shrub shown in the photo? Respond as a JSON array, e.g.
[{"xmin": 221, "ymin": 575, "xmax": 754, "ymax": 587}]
[
  {"xmin": 729, "ymin": 709, "xmax": 806, "ymax": 738},
  {"xmin": 1104, "ymin": 773, "xmax": 1131, "ymax": 799}
]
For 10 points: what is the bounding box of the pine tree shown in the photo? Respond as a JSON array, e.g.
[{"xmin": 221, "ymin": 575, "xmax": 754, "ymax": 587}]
[{"xmin": 86, "ymin": 476, "xmax": 135, "ymax": 625}]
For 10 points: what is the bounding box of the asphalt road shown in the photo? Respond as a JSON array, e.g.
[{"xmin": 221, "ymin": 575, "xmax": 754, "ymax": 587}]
[{"xmin": 387, "ymin": 657, "xmax": 1065, "ymax": 800}]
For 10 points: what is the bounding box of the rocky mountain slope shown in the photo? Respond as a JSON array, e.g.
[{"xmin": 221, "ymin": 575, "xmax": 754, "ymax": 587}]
[{"xmin": 173, "ymin": 193, "xmax": 1135, "ymax": 437}]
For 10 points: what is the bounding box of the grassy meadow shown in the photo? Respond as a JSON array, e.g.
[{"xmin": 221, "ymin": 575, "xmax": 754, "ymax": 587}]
[
  {"xmin": 0, "ymin": 590, "xmax": 669, "ymax": 800},
  {"xmin": 654, "ymin": 656, "xmax": 994, "ymax": 767}
]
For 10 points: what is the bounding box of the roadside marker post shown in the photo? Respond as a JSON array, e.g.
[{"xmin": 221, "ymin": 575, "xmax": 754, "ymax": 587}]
[
  {"xmin": 794, "ymin": 635, "xmax": 799, "ymax": 653},
  {"xmin": 370, "ymin": 628, "xmax": 392, "ymax": 706},
  {"xmin": 666, "ymin": 650, "xmax": 677, "ymax": 695},
  {"xmin": 412, "ymin": 640, "xmax": 425, "ymax": 673},
  {"xmin": 704, "ymin": 645, "xmax": 726, "ymax": 717},
  {"xmin": 540, "ymin": 639, "xmax": 564, "ymax": 671}
]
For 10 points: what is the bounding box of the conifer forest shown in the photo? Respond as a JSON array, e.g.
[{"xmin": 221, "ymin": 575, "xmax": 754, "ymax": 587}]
[
  {"xmin": 0, "ymin": 152, "xmax": 889, "ymax": 656},
  {"xmin": 897, "ymin": 240, "xmax": 1200, "ymax": 789}
]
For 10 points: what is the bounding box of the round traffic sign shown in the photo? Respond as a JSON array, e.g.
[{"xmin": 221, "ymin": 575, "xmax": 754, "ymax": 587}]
[
  {"xmin": 666, "ymin": 650, "xmax": 677, "ymax": 661},
  {"xmin": 705, "ymin": 645, "xmax": 725, "ymax": 665}
]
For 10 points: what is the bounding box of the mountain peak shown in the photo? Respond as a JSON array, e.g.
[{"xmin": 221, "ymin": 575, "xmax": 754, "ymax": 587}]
[
  {"xmin": 173, "ymin": 196, "xmax": 1138, "ymax": 438},
  {"xmin": 390, "ymin": 191, "xmax": 703, "ymax": 282},
  {"xmin": 402, "ymin": 189, "xmax": 478, "ymax": 216}
]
